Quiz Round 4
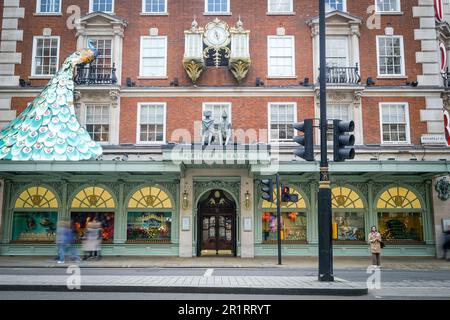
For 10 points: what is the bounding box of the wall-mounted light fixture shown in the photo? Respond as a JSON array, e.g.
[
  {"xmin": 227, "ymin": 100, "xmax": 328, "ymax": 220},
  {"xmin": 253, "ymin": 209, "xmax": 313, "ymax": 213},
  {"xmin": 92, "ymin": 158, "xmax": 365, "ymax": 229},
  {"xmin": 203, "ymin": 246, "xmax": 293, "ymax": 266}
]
[
  {"xmin": 245, "ymin": 190, "xmax": 251, "ymax": 209},
  {"xmin": 182, "ymin": 190, "xmax": 189, "ymax": 210}
]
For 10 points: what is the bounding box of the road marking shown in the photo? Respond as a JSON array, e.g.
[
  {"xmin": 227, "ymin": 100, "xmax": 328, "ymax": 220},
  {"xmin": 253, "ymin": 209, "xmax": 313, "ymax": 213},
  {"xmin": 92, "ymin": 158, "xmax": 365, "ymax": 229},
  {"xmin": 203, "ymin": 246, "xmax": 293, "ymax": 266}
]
[{"xmin": 204, "ymin": 268, "xmax": 214, "ymax": 277}]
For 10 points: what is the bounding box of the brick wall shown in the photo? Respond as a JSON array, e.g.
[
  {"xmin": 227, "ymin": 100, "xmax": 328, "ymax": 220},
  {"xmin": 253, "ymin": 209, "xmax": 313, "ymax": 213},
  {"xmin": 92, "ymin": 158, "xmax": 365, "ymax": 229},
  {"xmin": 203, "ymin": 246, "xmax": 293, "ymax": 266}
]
[{"xmin": 13, "ymin": 0, "xmax": 421, "ymax": 87}]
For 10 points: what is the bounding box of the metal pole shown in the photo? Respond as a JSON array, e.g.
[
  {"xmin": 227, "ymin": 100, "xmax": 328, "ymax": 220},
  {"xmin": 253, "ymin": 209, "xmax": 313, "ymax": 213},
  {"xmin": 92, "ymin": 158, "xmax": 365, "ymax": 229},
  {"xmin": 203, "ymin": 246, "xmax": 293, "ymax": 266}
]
[
  {"xmin": 276, "ymin": 174, "xmax": 282, "ymax": 265},
  {"xmin": 318, "ymin": 0, "xmax": 334, "ymax": 282}
]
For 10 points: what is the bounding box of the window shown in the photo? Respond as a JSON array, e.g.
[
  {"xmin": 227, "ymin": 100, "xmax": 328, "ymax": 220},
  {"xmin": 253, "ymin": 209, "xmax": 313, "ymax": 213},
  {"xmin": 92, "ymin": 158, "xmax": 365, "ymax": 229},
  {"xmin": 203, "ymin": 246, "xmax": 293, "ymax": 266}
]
[
  {"xmin": 86, "ymin": 105, "xmax": 110, "ymax": 143},
  {"xmin": 377, "ymin": 36, "xmax": 405, "ymax": 76},
  {"xmin": 143, "ymin": 0, "xmax": 167, "ymax": 13},
  {"xmin": 37, "ymin": 0, "xmax": 61, "ymax": 13},
  {"xmin": 376, "ymin": 0, "xmax": 400, "ymax": 13},
  {"xmin": 332, "ymin": 187, "xmax": 365, "ymax": 241},
  {"xmin": 71, "ymin": 212, "xmax": 115, "ymax": 241},
  {"xmin": 379, "ymin": 103, "xmax": 410, "ymax": 144},
  {"xmin": 140, "ymin": 36, "xmax": 167, "ymax": 77},
  {"xmin": 138, "ymin": 103, "xmax": 166, "ymax": 143},
  {"xmin": 127, "ymin": 186, "xmax": 173, "ymax": 243},
  {"xmin": 262, "ymin": 186, "xmax": 307, "ymax": 242},
  {"xmin": 268, "ymin": 0, "xmax": 293, "ymax": 13},
  {"xmin": 32, "ymin": 36, "xmax": 60, "ymax": 76},
  {"xmin": 268, "ymin": 36, "xmax": 295, "ymax": 77},
  {"xmin": 12, "ymin": 186, "xmax": 59, "ymax": 243},
  {"xmin": 269, "ymin": 103, "xmax": 296, "ymax": 142},
  {"xmin": 205, "ymin": 0, "xmax": 230, "ymax": 13},
  {"xmin": 90, "ymin": 0, "xmax": 114, "ymax": 13},
  {"xmin": 87, "ymin": 39, "xmax": 113, "ymax": 79},
  {"xmin": 327, "ymin": 104, "xmax": 351, "ymax": 142},
  {"xmin": 202, "ymin": 103, "xmax": 232, "ymax": 131},
  {"xmin": 325, "ymin": 0, "xmax": 346, "ymax": 11},
  {"xmin": 376, "ymin": 186, "xmax": 423, "ymax": 242},
  {"xmin": 326, "ymin": 37, "xmax": 348, "ymax": 67}
]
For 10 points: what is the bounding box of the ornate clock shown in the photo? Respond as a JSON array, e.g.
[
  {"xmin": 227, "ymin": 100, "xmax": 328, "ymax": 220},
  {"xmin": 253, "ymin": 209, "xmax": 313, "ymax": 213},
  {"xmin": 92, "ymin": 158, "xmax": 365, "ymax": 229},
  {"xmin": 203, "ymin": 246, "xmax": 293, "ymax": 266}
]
[{"xmin": 203, "ymin": 18, "xmax": 231, "ymax": 67}]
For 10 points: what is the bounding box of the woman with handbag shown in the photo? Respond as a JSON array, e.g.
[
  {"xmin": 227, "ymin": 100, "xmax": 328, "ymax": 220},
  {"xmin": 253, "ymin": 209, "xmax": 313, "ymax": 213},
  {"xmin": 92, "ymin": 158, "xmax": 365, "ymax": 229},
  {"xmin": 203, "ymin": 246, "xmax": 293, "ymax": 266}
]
[{"xmin": 369, "ymin": 226, "xmax": 382, "ymax": 267}]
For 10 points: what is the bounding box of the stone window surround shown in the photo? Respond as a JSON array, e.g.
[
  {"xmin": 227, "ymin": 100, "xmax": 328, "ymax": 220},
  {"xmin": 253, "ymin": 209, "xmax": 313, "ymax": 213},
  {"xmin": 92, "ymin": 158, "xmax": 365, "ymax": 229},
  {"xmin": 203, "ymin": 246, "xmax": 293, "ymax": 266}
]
[
  {"xmin": 75, "ymin": 12, "xmax": 127, "ymax": 84},
  {"xmin": 308, "ymin": 12, "xmax": 362, "ymax": 83},
  {"xmin": 376, "ymin": 35, "xmax": 406, "ymax": 78},
  {"xmin": 141, "ymin": 0, "xmax": 168, "ymax": 15}
]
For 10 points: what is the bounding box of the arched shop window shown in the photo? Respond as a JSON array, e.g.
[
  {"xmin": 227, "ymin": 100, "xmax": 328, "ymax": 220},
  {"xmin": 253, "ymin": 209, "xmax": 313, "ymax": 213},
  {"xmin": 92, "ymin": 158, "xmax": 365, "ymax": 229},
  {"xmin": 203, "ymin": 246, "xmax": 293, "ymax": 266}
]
[
  {"xmin": 261, "ymin": 186, "xmax": 307, "ymax": 243},
  {"xmin": 332, "ymin": 187, "xmax": 366, "ymax": 242},
  {"xmin": 12, "ymin": 186, "xmax": 59, "ymax": 242},
  {"xmin": 376, "ymin": 186, "xmax": 424, "ymax": 242},
  {"xmin": 70, "ymin": 186, "xmax": 116, "ymax": 242},
  {"xmin": 127, "ymin": 186, "xmax": 173, "ymax": 243}
]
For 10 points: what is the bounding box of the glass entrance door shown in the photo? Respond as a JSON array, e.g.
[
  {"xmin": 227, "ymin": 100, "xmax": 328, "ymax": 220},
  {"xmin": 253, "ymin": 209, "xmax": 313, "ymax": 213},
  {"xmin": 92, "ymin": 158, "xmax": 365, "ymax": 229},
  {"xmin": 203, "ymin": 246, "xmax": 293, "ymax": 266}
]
[{"xmin": 201, "ymin": 214, "xmax": 234, "ymax": 255}]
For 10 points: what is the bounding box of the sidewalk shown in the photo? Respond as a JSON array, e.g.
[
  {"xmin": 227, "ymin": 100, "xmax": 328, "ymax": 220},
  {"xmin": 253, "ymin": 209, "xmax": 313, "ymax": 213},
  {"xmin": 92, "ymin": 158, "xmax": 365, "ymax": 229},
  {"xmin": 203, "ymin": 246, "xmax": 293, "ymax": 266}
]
[
  {"xmin": 0, "ymin": 255, "xmax": 449, "ymax": 270},
  {"xmin": 0, "ymin": 274, "xmax": 368, "ymax": 296}
]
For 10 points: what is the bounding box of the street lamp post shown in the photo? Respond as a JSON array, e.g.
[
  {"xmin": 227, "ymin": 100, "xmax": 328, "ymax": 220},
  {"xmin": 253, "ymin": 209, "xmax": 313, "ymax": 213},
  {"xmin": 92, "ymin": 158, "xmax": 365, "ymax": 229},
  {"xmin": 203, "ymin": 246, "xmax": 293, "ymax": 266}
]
[{"xmin": 318, "ymin": 0, "xmax": 334, "ymax": 282}]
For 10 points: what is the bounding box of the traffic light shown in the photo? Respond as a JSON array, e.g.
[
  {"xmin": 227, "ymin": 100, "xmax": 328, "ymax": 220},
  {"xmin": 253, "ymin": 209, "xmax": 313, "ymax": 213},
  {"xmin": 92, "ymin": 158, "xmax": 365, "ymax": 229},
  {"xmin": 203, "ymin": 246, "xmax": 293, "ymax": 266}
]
[
  {"xmin": 281, "ymin": 185, "xmax": 299, "ymax": 203},
  {"xmin": 333, "ymin": 120, "xmax": 356, "ymax": 162},
  {"xmin": 260, "ymin": 179, "xmax": 274, "ymax": 202},
  {"xmin": 293, "ymin": 119, "xmax": 314, "ymax": 161}
]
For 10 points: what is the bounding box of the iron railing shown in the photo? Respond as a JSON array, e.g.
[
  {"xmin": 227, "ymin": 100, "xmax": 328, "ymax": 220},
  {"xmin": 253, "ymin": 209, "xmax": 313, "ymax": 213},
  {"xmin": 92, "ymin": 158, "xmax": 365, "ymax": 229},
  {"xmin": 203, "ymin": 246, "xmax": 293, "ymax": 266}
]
[
  {"xmin": 320, "ymin": 63, "xmax": 361, "ymax": 84},
  {"xmin": 74, "ymin": 63, "xmax": 117, "ymax": 85}
]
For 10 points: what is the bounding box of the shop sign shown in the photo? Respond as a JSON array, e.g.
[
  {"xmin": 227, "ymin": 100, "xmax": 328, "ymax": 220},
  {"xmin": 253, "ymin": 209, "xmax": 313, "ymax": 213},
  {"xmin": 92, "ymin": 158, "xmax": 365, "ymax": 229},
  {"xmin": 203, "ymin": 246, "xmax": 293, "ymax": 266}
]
[{"xmin": 421, "ymin": 134, "xmax": 446, "ymax": 145}]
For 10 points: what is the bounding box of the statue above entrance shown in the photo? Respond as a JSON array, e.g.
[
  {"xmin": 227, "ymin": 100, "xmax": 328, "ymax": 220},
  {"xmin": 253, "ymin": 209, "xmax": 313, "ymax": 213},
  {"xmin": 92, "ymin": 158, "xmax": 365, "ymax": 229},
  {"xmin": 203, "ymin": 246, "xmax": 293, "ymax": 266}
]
[
  {"xmin": 202, "ymin": 110, "xmax": 215, "ymax": 145},
  {"xmin": 219, "ymin": 111, "xmax": 232, "ymax": 145}
]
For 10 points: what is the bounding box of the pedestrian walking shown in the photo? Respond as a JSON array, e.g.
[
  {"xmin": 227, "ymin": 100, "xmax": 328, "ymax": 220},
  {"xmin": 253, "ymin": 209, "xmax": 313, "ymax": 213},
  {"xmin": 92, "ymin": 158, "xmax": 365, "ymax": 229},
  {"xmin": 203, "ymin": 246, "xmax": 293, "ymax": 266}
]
[
  {"xmin": 369, "ymin": 226, "xmax": 382, "ymax": 267},
  {"xmin": 83, "ymin": 220, "xmax": 101, "ymax": 260},
  {"xmin": 56, "ymin": 220, "xmax": 70, "ymax": 264},
  {"xmin": 443, "ymin": 230, "xmax": 450, "ymax": 260}
]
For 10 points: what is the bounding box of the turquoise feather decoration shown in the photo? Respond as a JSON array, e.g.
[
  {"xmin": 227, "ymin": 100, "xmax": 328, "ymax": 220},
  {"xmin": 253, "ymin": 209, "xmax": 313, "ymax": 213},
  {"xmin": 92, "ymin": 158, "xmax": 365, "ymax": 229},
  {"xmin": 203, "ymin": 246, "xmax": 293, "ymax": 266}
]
[{"xmin": 0, "ymin": 41, "xmax": 103, "ymax": 161}]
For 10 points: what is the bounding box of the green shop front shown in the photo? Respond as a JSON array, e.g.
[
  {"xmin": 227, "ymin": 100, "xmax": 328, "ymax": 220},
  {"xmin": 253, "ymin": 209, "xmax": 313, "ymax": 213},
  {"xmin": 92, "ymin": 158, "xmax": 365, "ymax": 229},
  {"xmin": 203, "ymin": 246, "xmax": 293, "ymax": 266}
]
[{"xmin": 0, "ymin": 159, "xmax": 448, "ymax": 258}]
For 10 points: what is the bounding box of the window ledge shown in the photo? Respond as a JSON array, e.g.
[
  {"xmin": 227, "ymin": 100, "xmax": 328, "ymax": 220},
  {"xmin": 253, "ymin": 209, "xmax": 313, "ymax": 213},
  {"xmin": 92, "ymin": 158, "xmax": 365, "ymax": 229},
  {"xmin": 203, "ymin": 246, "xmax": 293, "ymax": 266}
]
[
  {"xmin": 140, "ymin": 12, "xmax": 169, "ymax": 16},
  {"xmin": 203, "ymin": 12, "xmax": 232, "ymax": 16},
  {"xmin": 266, "ymin": 12, "xmax": 296, "ymax": 16},
  {"xmin": 377, "ymin": 75, "xmax": 408, "ymax": 79},
  {"xmin": 136, "ymin": 142, "xmax": 166, "ymax": 145},
  {"xmin": 266, "ymin": 76, "xmax": 297, "ymax": 79},
  {"xmin": 381, "ymin": 143, "xmax": 412, "ymax": 147},
  {"xmin": 138, "ymin": 76, "xmax": 168, "ymax": 80},
  {"xmin": 29, "ymin": 76, "xmax": 53, "ymax": 79},
  {"xmin": 376, "ymin": 11, "xmax": 404, "ymax": 16},
  {"xmin": 34, "ymin": 12, "xmax": 63, "ymax": 16}
]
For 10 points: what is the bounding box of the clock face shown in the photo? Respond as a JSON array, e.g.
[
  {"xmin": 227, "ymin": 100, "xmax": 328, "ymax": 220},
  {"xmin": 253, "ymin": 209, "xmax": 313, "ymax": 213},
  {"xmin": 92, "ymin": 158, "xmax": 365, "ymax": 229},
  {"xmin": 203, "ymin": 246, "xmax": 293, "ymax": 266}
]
[{"xmin": 205, "ymin": 26, "xmax": 230, "ymax": 47}]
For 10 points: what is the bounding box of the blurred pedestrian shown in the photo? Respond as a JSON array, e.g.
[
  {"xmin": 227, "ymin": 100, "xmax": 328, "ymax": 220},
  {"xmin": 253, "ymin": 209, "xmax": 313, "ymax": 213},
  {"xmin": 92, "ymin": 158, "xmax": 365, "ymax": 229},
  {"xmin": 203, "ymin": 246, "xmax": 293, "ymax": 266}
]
[
  {"xmin": 368, "ymin": 226, "xmax": 382, "ymax": 267},
  {"xmin": 443, "ymin": 230, "xmax": 450, "ymax": 260},
  {"xmin": 83, "ymin": 219, "xmax": 102, "ymax": 261},
  {"xmin": 56, "ymin": 221, "xmax": 70, "ymax": 264}
]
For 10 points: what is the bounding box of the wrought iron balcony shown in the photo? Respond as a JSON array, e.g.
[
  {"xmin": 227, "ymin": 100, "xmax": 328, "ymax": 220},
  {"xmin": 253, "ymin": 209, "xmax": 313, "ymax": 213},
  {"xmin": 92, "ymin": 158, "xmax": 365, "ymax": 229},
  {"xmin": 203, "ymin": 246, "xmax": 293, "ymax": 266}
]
[
  {"xmin": 320, "ymin": 63, "xmax": 361, "ymax": 84},
  {"xmin": 74, "ymin": 63, "xmax": 117, "ymax": 85}
]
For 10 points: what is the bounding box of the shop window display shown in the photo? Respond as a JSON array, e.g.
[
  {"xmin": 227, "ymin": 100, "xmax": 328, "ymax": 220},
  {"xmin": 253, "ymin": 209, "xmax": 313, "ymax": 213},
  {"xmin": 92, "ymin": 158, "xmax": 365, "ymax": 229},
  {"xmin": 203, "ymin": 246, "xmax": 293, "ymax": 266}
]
[
  {"xmin": 378, "ymin": 212, "xmax": 423, "ymax": 241},
  {"xmin": 71, "ymin": 212, "xmax": 114, "ymax": 241},
  {"xmin": 332, "ymin": 212, "xmax": 365, "ymax": 241},
  {"xmin": 262, "ymin": 212, "xmax": 307, "ymax": 242},
  {"xmin": 127, "ymin": 212, "xmax": 172, "ymax": 242},
  {"xmin": 12, "ymin": 212, "xmax": 57, "ymax": 242}
]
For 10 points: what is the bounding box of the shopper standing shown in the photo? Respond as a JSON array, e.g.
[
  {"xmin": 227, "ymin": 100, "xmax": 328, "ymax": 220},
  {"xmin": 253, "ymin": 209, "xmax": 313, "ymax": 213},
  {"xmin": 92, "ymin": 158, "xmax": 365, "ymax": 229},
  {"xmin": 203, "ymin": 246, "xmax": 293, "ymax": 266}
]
[{"xmin": 369, "ymin": 226, "xmax": 382, "ymax": 267}]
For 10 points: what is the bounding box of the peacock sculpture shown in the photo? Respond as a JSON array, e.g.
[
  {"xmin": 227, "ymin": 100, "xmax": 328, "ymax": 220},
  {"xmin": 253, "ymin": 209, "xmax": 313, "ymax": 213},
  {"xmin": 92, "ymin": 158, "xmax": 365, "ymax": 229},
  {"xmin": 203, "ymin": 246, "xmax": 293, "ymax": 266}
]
[{"xmin": 0, "ymin": 41, "xmax": 103, "ymax": 161}]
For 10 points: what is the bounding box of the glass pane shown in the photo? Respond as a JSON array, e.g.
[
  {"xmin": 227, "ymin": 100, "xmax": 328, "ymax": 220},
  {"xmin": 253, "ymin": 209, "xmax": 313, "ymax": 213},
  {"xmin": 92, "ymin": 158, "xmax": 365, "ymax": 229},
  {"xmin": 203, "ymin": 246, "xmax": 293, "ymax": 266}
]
[
  {"xmin": 377, "ymin": 212, "xmax": 423, "ymax": 241},
  {"xmin": 71, "ymin": 212, "xmax": 115, "ymax": 241},
  {"xmin": 332, "ymin": 212, "xmax": 365, "ymax": 240},
  {"xmin": 127, "ymin": 212, "xmax": 171, "ymax": 241},
  {"xmin": 12, "ymin": 212, "xmax": 58, "ymax": 242},
  {"xmin": 262, "ymin": 212, "xmax": 307, "ymax": 242}
]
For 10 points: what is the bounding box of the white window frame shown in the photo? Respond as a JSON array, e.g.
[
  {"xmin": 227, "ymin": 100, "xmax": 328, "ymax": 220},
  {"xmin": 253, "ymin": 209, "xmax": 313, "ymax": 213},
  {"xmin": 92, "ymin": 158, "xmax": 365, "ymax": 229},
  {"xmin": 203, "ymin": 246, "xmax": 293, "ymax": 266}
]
[
  {"xmin": 375, "ymin": 0, "xmax": 401, "ymax": 14},
  {"xmin": 139, "ymin": 36, "xmax": 168, "ymax": 78},
  {"xmin": 325, "ymin": 0, "xmax": 347, "ymax": 12},
  {"xmin": 89, "ymin": 0, "xmax": 115, "ymax": 13},
  {"xmin": 142, "ymin": 0, "xmax": 168, "ymax": 14},
  {"xmin": 379, "ymin": 102, "xmax": 411, "ymax": 145},
  {"xmin": 267, "ymin": 0, "xmax": 294, "ymax": 14},
  {"xmin": 204, "ymin": 0, "xmax": 230, "ymax": 14},
  {"xmin": 267, "ymin": 102, "xmax": 297, "ymax": 143},
  {"xmin": 376, "ymin": 35, "xmax": 405, "ymax": 77},
  {"xmin": 85, "ymin": 104, "xmax": 111, "ymax": 144},
  {"xmin": 31, "ymin": 36, "xmax": 60, "ymax": 77},
  {"xmin": 136, "ymin": 102, "xmax": 167, "ymax": 144},
  {"xmin": 267, "ymin": 35, "xmax": 296, "ymax": 78},
  {"xmin": 36, "ymin": 0, "xmax": 62, "ymax": 14}
]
